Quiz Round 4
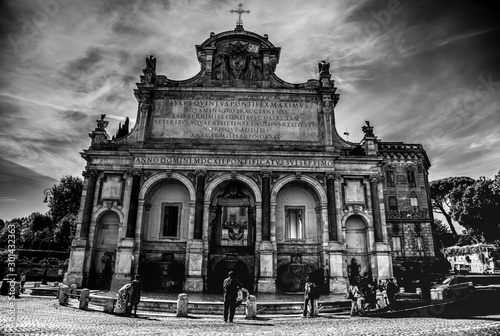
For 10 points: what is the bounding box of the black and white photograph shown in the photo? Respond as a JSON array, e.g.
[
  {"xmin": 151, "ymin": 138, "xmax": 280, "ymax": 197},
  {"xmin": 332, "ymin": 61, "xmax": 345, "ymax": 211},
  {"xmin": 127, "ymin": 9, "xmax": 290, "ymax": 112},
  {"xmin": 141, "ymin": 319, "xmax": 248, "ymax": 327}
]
[{"xmin": 1, "ymin": 0, "xmax": 500, "ymax": 335}]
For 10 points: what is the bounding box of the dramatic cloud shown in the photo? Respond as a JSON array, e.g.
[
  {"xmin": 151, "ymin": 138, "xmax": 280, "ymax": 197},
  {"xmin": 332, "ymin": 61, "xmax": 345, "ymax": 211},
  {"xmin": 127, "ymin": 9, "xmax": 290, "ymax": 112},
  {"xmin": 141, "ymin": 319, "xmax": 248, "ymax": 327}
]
[{"xmin": 0, "ymin": 0, "xmax": 499, "ymax": 220}]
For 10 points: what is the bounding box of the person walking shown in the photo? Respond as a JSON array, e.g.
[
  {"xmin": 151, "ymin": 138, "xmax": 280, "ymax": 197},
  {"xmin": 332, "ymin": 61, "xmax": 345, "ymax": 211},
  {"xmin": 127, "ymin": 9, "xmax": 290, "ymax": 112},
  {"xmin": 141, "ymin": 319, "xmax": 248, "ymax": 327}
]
[
  {"xmin": 349, "ymin": 277, "xmax": 364, "ymax": 316},
  {"xmin": 223, "ymin": 271, "xmax": 243, "ymax": 323},
  {"xmin": 303, "ymin": 277, "xmax": 319, "ymax": 318},
  {"xmin": 20, "ymin": 273, "xmax": 26, "ymax": 293}
]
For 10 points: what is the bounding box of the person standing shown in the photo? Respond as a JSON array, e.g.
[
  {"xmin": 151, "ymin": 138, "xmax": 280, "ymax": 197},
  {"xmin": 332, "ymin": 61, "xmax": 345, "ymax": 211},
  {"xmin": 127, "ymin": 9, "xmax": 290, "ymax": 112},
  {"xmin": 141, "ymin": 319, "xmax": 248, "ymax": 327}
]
[
  {"xmin": 20, "ymin": 273, "xmax": 26, "ymax": 293},
  {"xmin": 223, "ymin": 271, "xmax": 243, "ymax": 323},
  {"xmin": 386, "ymin": 278, "xmax": 398, "ymax": 311},
  {"xmin": 303, "ymin": 277, "xmax": 319, "ymax": 318},
  {"xmin": 128, "ymin": 274, "xmax": 142, "ymax": 317}
]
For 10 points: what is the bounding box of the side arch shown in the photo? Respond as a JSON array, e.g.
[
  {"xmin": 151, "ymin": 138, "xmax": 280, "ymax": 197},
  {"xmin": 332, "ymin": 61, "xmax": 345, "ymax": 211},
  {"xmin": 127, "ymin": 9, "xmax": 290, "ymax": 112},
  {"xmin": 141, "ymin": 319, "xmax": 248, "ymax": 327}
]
[
  {"xmin": 139, "ymin": 172, "xmax": 196, "ymax": 202},
  {"xmin": 271, "ymin": 175, "xmax": 327, "ymax": 205}
]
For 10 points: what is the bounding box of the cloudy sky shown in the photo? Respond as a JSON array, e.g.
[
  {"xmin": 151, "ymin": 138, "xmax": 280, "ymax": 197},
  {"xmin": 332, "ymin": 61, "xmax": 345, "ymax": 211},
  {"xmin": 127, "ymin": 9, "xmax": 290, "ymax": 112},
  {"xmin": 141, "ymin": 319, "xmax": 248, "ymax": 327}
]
[{"xmin": 0, "ymin": 0, "xmax": 499, "ymax": 221}]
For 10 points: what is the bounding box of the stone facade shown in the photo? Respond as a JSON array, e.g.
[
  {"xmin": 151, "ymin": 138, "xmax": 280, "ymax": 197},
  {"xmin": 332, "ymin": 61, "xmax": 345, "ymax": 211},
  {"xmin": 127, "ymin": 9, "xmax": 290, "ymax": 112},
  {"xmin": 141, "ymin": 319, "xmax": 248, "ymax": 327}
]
[{"xmin": 65, "ymin": 25, "xmax": 437, "ymax": 294}]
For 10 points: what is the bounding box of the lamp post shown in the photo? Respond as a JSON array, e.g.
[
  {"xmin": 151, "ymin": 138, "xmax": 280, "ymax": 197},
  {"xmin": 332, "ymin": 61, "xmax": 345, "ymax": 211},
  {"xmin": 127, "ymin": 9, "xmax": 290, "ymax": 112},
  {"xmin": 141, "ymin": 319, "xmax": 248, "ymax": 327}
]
[{"xmin": 42, "ymin": 189, "xmax": 53, "ymax": 286}]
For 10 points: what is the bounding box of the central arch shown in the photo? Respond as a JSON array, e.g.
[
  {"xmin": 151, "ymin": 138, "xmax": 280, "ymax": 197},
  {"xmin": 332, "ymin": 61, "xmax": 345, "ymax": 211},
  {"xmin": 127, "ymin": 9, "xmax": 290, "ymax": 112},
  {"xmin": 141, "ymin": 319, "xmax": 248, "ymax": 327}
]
[{"xmin": 204, "ymin": 173, "xmax": 261, "ymax": 293}]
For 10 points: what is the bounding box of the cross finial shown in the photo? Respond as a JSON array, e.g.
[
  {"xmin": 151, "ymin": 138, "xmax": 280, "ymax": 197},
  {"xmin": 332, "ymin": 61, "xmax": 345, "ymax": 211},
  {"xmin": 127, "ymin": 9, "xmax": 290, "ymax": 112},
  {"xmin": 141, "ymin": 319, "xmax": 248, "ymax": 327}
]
[{"xmin": 230, "ymin": 3, "xmax": 250, "ymax": 28}]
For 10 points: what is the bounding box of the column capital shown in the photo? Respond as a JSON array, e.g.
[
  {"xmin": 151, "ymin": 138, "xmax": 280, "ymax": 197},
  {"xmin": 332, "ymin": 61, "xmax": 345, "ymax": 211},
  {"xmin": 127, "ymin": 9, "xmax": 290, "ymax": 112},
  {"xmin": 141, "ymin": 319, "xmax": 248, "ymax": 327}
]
[
  {"xmin": 82, "ymin": 168, "xmax": 99, "ymax": 178},
  {"xmin": 126, "ymin": 168, "xmax": 142, "ymax": 176},
  {"xmin": 369, "ymin": 174, "xmax": 383, "ymax": 183},
  {"xmin": 195, "ymin": 169, "xmax": 207, "ymax": 177},
  {"xmin": 260, "ymin": 170, "xmax": 273, "ymax": 178}
]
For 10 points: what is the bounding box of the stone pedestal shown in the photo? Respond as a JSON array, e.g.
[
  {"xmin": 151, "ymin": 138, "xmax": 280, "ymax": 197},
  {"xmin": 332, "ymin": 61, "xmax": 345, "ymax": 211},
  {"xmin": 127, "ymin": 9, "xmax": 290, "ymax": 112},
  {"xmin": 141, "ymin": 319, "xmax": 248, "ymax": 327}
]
[
  {"xmin": 257, "ymin": 241, "xmax": 275, "ymax": 293},
  {"xmin": 111, "ymin": 238, "xmax": 134, "ymax": 292},
  {"xmin": 176, "ymin": 293, "xmax": 188, "ymax": 317},
  {"xmin": 184, "ymin": 240, "xmax": 204, "ymax": 292},
  {"xmin": 246, "ymin": 295, "xmax": 257, "ymax": 319},
  {"xmin": 371, "ymin": 243, "xmax": 392, "ymax": 280},
  {"xmin": 65, "ymin": 238, "xmax": 88, "ymax": 287},
  {"xmin": 328, "ymin": 243, "xmax": 348, "ymax": 293}
]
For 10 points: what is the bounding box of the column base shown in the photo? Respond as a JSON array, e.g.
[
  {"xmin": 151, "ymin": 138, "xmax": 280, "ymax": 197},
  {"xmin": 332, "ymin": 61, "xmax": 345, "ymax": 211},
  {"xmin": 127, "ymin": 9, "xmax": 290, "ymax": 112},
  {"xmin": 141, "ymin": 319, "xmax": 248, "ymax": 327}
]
[
  {"xmin": 257, "ymin": 278, "xmax": 276, "ymax": 293},
  {"xmin": 184, "ymin": 277, "xmax": 204, "ymax": 292},
  {"xmin": 329, "ymin": 276, "xmax": 348, "ymax": 294},
  {"xmin": 64, "ymin": 272, "xmax": 84, "ymax": 287},
  {"xmin": 110, "ymin": 273, "xmax": 132, "ymax": 292}
]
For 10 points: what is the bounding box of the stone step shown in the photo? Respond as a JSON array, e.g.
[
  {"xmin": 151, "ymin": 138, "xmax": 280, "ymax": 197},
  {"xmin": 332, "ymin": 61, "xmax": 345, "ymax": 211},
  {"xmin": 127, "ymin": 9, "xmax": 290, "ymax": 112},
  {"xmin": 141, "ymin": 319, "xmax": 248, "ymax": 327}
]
[{"xmin": 88, "ymin": 293, "xmax": 351, "ymax": 315}]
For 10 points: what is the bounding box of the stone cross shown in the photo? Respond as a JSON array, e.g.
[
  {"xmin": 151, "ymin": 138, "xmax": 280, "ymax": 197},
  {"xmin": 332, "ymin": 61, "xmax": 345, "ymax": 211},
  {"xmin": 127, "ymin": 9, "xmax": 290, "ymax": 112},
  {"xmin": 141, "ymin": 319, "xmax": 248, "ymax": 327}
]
[{"xmin": 230, "ymin": 3, "xmax": 250, "ymax": 27}]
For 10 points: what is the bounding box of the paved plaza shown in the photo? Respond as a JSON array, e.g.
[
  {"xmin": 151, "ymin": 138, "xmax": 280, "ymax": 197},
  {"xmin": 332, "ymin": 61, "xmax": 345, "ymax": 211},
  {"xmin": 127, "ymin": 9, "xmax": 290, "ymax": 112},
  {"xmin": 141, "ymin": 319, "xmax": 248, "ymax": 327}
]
[{"xmin": 2, "ymin": 297, "xmax": 500, "ymax": 336}]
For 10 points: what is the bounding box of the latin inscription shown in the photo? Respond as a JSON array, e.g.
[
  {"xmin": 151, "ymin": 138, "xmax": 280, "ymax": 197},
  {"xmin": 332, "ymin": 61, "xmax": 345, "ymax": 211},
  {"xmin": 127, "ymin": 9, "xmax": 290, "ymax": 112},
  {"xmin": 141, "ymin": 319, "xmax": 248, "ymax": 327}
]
[
  {"xmin": 134, "ymin": 156, "xmax": 334, "ymax": 167},
  {"xmin": 151, "ymin": 99, "xmax": 319, "ymax": 141}
]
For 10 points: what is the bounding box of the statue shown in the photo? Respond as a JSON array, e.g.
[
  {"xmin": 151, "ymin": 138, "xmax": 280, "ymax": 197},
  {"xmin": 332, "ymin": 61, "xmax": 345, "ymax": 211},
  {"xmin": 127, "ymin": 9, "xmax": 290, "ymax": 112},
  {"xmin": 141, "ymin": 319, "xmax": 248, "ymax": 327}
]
[
  {"xmin": 362, "ymin": 120, "xmax": 375, "ymax": 137},
  {"xmin": 347, "ymin": 258, "xmax": 361, "ymax": 285},
  {"xmin": 245, "ymin": 57, "xmax": 261, "ymax": 81},
  {"xmin": 318, "ymin": 60, "xmax": 330, "ymax": 75},
  {"xmin": 214, "ymin": 54, "xmax": 229, "ymax": 80},
  {"xmin": 145, "ymin": 55, "xmax": 156, "ymax": 72},
  {"xmin": 96, "ymin": 114, "xmax": 109, "ymax": 131}
]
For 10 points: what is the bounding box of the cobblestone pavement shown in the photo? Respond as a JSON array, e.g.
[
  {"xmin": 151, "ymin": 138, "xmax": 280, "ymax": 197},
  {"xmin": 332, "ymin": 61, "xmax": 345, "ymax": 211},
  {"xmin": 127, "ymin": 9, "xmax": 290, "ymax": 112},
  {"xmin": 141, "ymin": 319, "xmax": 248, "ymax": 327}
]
[{"xmin": 2, "ymin": 297, "xmax": 500, "ymax": 336}]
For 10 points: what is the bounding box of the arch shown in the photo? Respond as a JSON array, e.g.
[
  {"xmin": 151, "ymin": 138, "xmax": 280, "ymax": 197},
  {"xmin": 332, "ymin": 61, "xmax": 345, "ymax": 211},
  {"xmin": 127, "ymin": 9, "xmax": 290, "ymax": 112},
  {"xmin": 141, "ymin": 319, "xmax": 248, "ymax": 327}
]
[
  {"xmin": 340, "ymin": 211, "xmax": 372, "ymax": 229},
  {"xmin": 271, "ymin": 175, "xmax": 327, "ymax": 205},
  {"xmin": 205, "ymin": 173, "xmax": 262, "ymax": 204},
  {"xmin": 92, "ymin": 207, "xmax": 124, "ymax": 225},
  {"xmin": 139, "ymin": 172, "xmax": 196, "ymax": 201},
  {"xmin": 344, "ymin": 214, "xmax": 371, "ymax": 280}
]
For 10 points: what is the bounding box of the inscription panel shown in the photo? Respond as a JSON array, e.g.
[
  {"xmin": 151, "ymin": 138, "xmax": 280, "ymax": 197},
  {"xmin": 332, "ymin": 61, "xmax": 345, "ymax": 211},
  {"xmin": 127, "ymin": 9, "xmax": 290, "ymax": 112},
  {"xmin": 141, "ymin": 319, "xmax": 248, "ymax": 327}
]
[{"xmin": 151, "ymin": 99, "xmax": 320, "ymax": 141}]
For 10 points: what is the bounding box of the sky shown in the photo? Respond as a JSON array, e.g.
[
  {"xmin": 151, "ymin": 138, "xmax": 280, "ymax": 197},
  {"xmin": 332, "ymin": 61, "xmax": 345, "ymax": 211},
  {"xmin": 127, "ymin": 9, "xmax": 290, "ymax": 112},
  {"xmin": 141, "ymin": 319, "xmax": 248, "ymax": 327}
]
[{"xmin": 0, "ymin": 0, "xmax": 499, "ymax": 221}]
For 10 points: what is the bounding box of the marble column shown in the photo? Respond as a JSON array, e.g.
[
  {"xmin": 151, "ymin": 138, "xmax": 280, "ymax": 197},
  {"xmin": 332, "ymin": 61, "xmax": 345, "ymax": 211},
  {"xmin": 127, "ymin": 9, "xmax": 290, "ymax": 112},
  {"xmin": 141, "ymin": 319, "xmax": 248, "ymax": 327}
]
[
  {"xmin": 126, "ymin": 171, "xmax": 141, "ymax": 238},
  {"xmin": 325, "ymin": 172, "xmax": 338, "ymax": 241},
  {"xmin": 79, "ymin": 169, "xmax": 98, "ymax": 238},
  {"xmin": 193, "ymin": 169, "xmax": 206, "ymax": 240},
  {"xmin": 65, "ymin": 168, "xmax": 98, "ymax": 287},
  {"xmin": 370, "ymin": 174, "xmax": 383, "ymax": 242},
  {"xmin": 261, "ymin": 171, "xmax": 271, "ymax": 241},
  {"xmin": 258, "ymin": 170, "xmax": 275, "ymax": 292},
  {"xmin": 185, "ymin": 170, "xmax": 206, "ymax": 292}
]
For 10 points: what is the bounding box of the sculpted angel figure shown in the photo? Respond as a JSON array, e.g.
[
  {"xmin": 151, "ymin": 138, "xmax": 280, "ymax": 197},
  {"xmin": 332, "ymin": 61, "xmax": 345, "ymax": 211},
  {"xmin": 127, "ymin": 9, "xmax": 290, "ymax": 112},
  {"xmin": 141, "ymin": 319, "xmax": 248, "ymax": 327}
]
[
  {"xmin": 214, "ymin": 54, "xmax": 229, "ymax": 80},
  {"xmin": 245, "ymin": 57, "xmax": 261, "ymax": 80}
]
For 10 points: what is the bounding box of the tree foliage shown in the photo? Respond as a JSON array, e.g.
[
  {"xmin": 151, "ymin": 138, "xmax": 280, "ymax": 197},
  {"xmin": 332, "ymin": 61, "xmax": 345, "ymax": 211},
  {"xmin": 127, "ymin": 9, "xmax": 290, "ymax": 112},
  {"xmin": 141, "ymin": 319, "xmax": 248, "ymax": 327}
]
[
  {"xmin": 430, "ymin": 176, "xmax": 475, "ymax": 238},
  {"xmin": 46, "ymin": 175, "xmax": 83, "ymax": 224},
  {"xmin": 451, "ymin": 172, "xmax": 500, "ymax": 242},
  {"xmin": 433, "ymin": 219, "xmax": 456, "ymax": 249}
]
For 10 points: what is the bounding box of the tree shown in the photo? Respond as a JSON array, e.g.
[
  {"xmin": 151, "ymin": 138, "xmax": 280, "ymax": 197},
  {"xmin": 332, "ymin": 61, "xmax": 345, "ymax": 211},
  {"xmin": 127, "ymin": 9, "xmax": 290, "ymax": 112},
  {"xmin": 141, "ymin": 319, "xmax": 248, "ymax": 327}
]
[
  {"xmin": 430, "ymin": 177, "xmax": 475, "ymax": 238},
  {"xmin": 46, "ymin": 175, "xmax": 83, "ymax": 224},
  {"xmin": 53, "ymin": 214, "xmax": 78, "ymax": 251},
  {"xmin": 451, "ymin": 175, "xmax": 500, "ymax": 242},
  {"xmin": 433, "ymin": 219, "xmax": 456, "ymax": 249}
]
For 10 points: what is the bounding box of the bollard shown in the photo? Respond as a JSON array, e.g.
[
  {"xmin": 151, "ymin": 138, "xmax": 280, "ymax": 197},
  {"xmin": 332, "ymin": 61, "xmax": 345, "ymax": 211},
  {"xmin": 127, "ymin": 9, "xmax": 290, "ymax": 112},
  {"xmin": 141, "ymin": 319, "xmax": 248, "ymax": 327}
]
[
  {"xmin": 245, "ymin": 295, "xmax": 257, "ymax": 319},
  {"xmin": 58, "ymin": 285, "xmax": 69, "ymax": 306},
  {"xmin": 376, "ymin": 290, "xmax": 386, "ymax": 309},
  {"xmin": 399, "ymin": 287, "xmax": 405, "ymax": 293},
  {"xmin": 103, "ymin": 299, "xmax": 116, "ymax": 314},
  {"xmin": 430, "ymin": 289, "xmax": 437, "ymax": 301},
  {"xmin": 69, "ymin": 284, "xmax": 78, "ymax": 299},
  {"xmin": 79, "ymin": 289, "xmax": 90, "ymax": 310},
  {"xmin": 416, "ymin": 288, "xmax": 422, "ymax": 295},
  {"xmin": 14, "ymin": 282, "xmax": 21, "ymax": 298},
  {"xmin": 176, "ymin": 293, "xmax": 188, "ymax": 317}
]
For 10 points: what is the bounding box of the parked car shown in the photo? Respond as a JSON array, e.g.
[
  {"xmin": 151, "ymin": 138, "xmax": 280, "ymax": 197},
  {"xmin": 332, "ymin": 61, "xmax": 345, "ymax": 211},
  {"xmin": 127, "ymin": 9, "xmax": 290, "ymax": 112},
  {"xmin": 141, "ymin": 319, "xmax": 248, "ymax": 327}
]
[{"xmin": 432, "ymin": 274, "xmax": 500, "ymax": 300}]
